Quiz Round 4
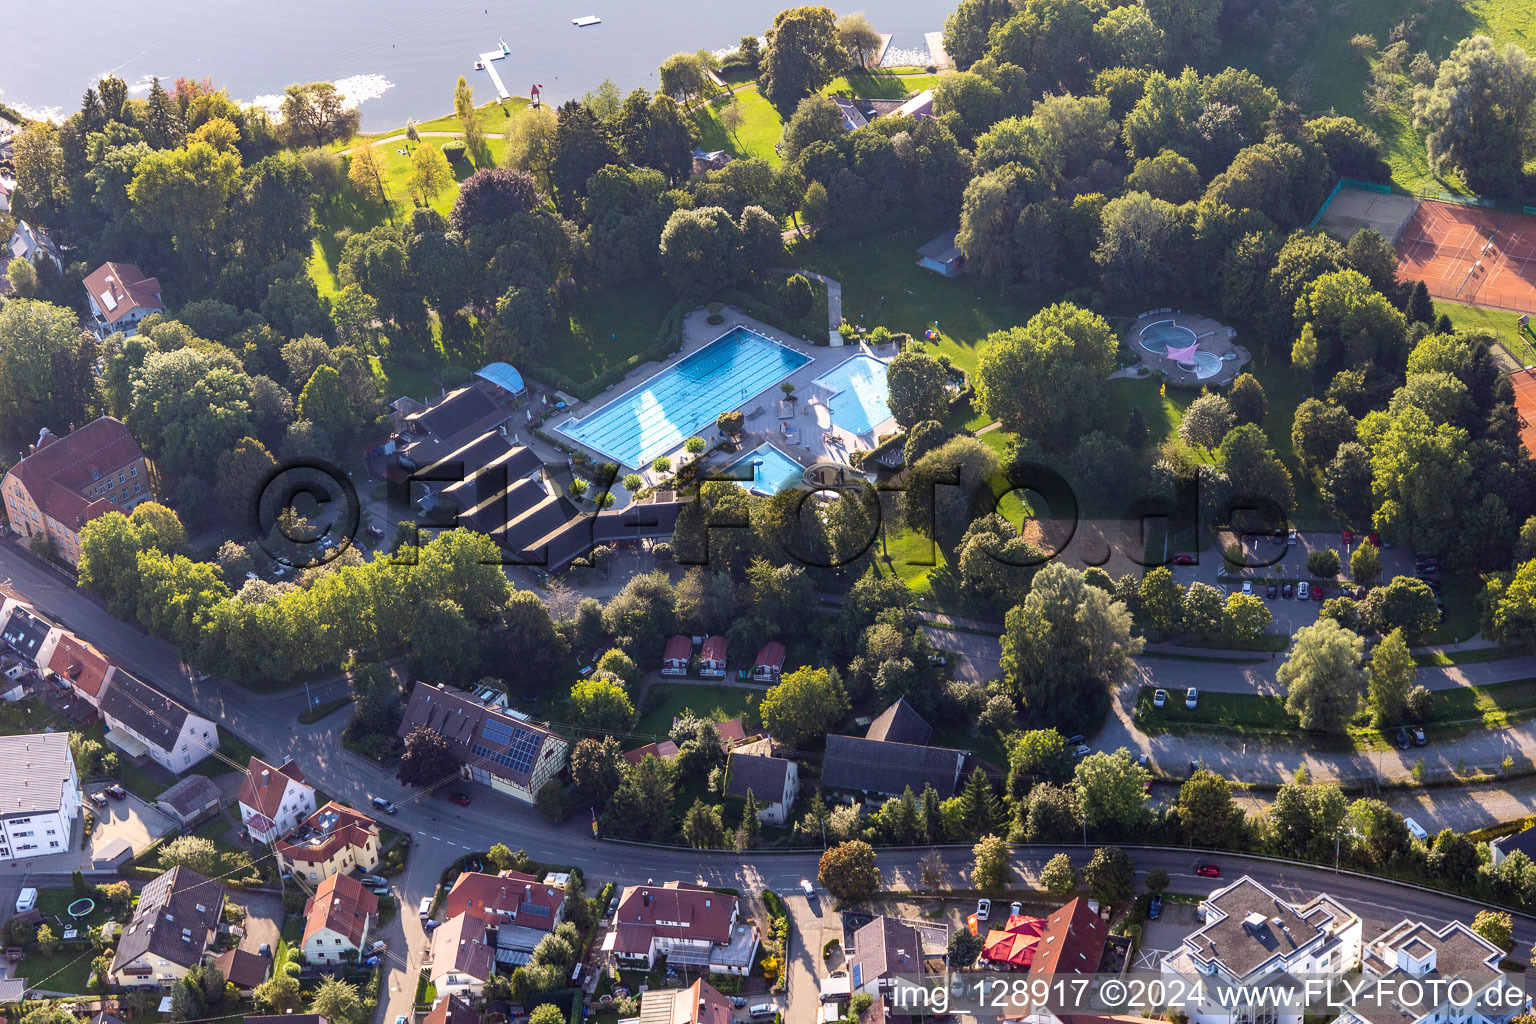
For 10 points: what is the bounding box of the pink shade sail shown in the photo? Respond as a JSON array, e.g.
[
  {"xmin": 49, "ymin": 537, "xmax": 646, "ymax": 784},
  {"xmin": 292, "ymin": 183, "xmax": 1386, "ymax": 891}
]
[{"xmin": 1165, "ymin": 342, "xmax": 1200, "ymax": 363}]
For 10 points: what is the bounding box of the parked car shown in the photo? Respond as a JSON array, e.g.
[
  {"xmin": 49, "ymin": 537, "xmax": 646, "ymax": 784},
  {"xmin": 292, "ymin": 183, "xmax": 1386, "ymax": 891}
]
[
  {"xmin": 748, "ymin": 1006, "xmax": 777, "ymax": 1020},
  {"xmin": 106, "ymin": 783, "xmax": 126, "ymax": 800},
  {"xmin": 928, "ymin": 655, "xmax": 948, "ymax": 666},
  {"xmin": 1185, "ymin": 687, "xmax": 1199, "ymax": 709},
  {"xmin": 1071, "ymin": 743, "xmax": 1091, "ymax": 758},
  {"xmin": 362, "ymin": 875, "xmax": 388, "ymax": 887},
  {"xmin": 976, "ymin": 898, "xmax": 991, "ymax": 921},
  {"xmin": 1143, "ymin": 778, "xmax": 1153, "ymax": 795},
  {"xmin": 1297, "ymin": 581, "xmax": 1310, "ymax": 600},
  {"xmin": 1282, "ymin": 583, "xmax": 1293, "ymax": 599},
  {"xmin": 258, "ymin": 943, "xmax": 272, "ymax": 958},
  {"xmin": 1153, "ymin": 688, "xmax": 1168, "ymax": 708},
  {"xmin": 89, "ymin": 792, "xmax": 109, "ymax": 809},
  {"xmin": 1367, "ymin": 532, "xmax": 1380, "ymax": 547},
  {"xmin": 1195, "ymin": 864, "xmax": 1221, "ymax": 878},
  {"xmin": 1411, "ymin": 727, "xmax": 1427, "ymax": 747},
  {"xmin": 1241, "ymin": 580, "xmax": 1253, "ymax": 596},
  {"xmin": 1312, "ymin": 585, "xmax": 1324, "ymax": 601},
  {"xmin": 1266, "ymin": 584, "xmax": 1277, "ymax": 599},
  {"xmin": 1395, "ymin": 727, "xmax": 1411, "ymax": 750},
  {"xmin": 1405, "ymin": 817, "xmax": 1429, "ymax": 841},
  {"xmin": 1172, "ymin": 553, "xmax": 1195, "ymax": 565},
  {"xmin": 448, "ymin": 792, "xmax": 471, "ymax": 806},
  {"xmin": 370, "ymin": 796, "xmax": 398, "ymax": 815},
  {"xmin": 607, "ymin": 897, "xmax": 619, "ymax": 917},
  {"xmin": 800, "ymin": 879, "xmax": 815, "ymax": 897},
  {"xmin": 1148, "ymin": 895, "xmax": 1163, "ymax": 919},
  {"xmin": 1066, "ymin": 734, "xmax": 1085, "ymax": 746},
  {"xmin": 1010, "ymin": 901, "xmax": 1022, "ymax": 917},
  {"xmin": 1288, "ymin": 529, "xmax": 1299, "ymax": 545},
  {"xmin": 730, "ymin": 997, "xmax": 748, "ymax": 1008},
  {"xmin": 418, "ymin": 897, "xmax": 433, "ymax": 919},
  {"xmin": 1189, "ymin": 758, "xmax": 1205, "ymax": 774}
]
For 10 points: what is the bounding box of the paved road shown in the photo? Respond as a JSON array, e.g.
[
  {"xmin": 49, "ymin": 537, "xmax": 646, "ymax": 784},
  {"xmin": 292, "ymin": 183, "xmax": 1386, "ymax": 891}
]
[{"xmin": 4, "ymin": 542, "xmax": 1536, "ymax": 1018}]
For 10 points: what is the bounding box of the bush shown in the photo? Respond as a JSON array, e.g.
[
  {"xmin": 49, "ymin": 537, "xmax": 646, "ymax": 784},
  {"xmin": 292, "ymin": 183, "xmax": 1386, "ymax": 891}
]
[
  {"xmin": 1307, "ymin": 548, "xmax": 1341, "ymax": 577},
  {"xmin": 441, "ymin": 140, "xmax": 467, "ymax": 163},
  {"xmin": 778, "ymin": 275, "xmax": 815, "ymax": 319}
]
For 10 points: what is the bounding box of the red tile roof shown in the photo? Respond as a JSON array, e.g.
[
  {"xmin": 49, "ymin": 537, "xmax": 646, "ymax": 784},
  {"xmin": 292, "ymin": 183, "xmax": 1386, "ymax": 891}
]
[
  {"xmin": 83, "ymin": 262, "xmax": 163, "ymax": 326},
  {"xmin": 430, "ymin": 911, "xmax": 495, "ymax": 982},
  {"xmin": 643, "ymin": 979, "xmax": 734, "ymax": 1024},
  {"xmin": 1029, "ymin": 898, "xmax": 1107, "ymax": 977},
  {"xmin": 303, "ymin": 873, "xmax": 378, "ymax": 949},
  {"xmin": 610, "ymin": 882, "xmax": 735, "ymax": 955},
  {"xmin": 423, "ymin": 995, "xmax": 480, "ymax": 1024},
  {"xmin": 212, "ymin": 947, "xmax": 271, "ymax": 989},
  {"xmin": 443, "ymin": 869, "xmax": 563, "ymax": 931},
  {"xmin": 754, "ymin": 641, "xmax": 786, "ymax": 669},
  {"xmin": 5, "ymin": 418, "xmax": 145, "ymax": 531},
  {"xmin": 46, "ymin": 633, "xmax": 112, "ymax": 698},
  {"xmin": 236, "ymin": 756, "xmax": 307, "ymax": 820},
  {"xmin": 622, "ymin": 740, "xmax": 679, "ymax": 766},
  {"xmin": 700, "ymin": 636, "xmax": 727, "ymax": 663},
  {"xmin": 664, "ymin": 635, "xmax": 692, "ymax": 663},
  {"xmin": 276, "ymin": 801, "xmax": 378, "ymax": 866}
]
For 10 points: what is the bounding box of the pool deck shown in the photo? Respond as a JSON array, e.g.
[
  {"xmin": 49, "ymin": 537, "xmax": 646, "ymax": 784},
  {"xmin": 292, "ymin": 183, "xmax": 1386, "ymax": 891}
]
[
  {"xmin": 554, "ymin": 306, "xmax": 898, "ymax": 487},
  {"xmin": 1127, "ymin": 311, "xmax": 1251, "ymax": 387}
]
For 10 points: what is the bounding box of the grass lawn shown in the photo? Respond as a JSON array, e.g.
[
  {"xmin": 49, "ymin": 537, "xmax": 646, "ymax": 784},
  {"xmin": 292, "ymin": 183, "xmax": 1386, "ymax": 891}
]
[
  {"xmin": 694, "ymin": 87, "xmax": 785, "ymax": 165},
  {"xmin": 15, "ymin": 945, "xmax": 95, "ymax": 994},
  {"xmin": 1425, "ymin": 676, "xmax": 1536, "ymax": 740},
  {"xmin": 369, "ymin": 355, "xmax": 442, "ymax": 404},
  {"xmin": 35, "ymin": 887, "xmax": 114, "ymax": 931},
  {"xmin": 634, "ymin": 684, "xmax": 757, "ymax": 741},
  {"xmin": 541, "ymin": 281, "xmax": 683, "ymax": 383},
  {"xmin": 0, "ymin": 698, "xmax": 64, "ymax": 736},
  {"xmin": 823, "ymin": 71, "xmax": 942, "ymax": 99},
  {"xmin": 1433, "ymin": 299, "xmax": 1536, "ymax": 366},
  {"xmin": 1416, "ymin": 643, "xmax": 1536, "ymax": 666}
]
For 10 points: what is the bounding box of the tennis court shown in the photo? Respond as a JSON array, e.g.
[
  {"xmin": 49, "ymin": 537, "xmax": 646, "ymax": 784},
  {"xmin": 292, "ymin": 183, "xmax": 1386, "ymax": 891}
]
[
  {"xmin": 1511, "ymin": 368, "xmax": 1536, "ymax": 455},
  {"xmin": 1395, "ymin": 200, "xmax": 1536, "ymax": 314}
]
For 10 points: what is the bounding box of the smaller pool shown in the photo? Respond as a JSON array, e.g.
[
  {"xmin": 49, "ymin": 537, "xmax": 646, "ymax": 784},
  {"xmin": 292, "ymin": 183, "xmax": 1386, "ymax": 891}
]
[
  {"xmin": 724, "ymin": 443, "xmax": 803, "ymax": 494},
  {"xmin": 812, "ymin": 354, "xmax": 893, "ymax": 436},
  {"xmin": 1139, "ymin": 320, "xmax": 1198, "ymax": 354},
  {"xmin": 1189, "ymin": 351, "xmax": 1222, "ymax": 379}
]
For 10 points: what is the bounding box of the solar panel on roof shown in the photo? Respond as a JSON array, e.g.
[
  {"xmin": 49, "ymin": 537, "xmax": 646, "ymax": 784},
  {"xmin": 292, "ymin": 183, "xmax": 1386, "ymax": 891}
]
[{"xmin": 481, "ymin": 719, "xmax": 516, "ymax": 747}]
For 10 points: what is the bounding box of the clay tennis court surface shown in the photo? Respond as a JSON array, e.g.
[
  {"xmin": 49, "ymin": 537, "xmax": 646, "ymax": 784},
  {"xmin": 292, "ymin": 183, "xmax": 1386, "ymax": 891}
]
[
  {"xmin": 1511, "ymin": 368, "xmax": 1536, "ymax": 454},
  {"xmin": 1395, "ymin": 200, "xmax": 1536, "ymax": 313}
]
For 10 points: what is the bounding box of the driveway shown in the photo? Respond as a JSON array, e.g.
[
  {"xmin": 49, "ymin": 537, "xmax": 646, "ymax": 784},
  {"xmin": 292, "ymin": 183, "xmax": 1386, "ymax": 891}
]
[
  {"xmin": 89, "ymin": 792, "xmax": 178, "ymax": 864},
  {"xmin": 235, "ymin": 890, "xmax": 282, "ymax": 955}
]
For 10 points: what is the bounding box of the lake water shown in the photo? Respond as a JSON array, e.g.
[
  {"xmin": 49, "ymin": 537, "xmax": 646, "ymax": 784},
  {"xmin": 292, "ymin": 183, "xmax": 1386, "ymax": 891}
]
[{"xmin": 4, "ymin": 0, "xmax": 947, "ymax": 131}]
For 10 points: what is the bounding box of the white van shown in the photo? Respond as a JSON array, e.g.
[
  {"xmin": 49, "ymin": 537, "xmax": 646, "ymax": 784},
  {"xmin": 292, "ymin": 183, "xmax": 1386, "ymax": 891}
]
[
  {"xmin": 14, "ymin": 888, "xmax": 37, "ymax": 913},
  {"xmin": 748, "ymin": 1005, "xmax": 776, "ymax": 1020},
  {"xmin": 1404, "ymin": 817, "xmax": 1429, "ymax": 841},
  {"xmin": 418, "ymin": 896, "xmax": 433, "ymax": 919}
]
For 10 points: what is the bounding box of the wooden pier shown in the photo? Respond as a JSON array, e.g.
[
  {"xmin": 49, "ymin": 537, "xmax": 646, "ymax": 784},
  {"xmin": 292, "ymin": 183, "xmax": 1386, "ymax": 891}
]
[{"xmin": 476, "ymin": 40, "xmax": 511, "ymax": 101}]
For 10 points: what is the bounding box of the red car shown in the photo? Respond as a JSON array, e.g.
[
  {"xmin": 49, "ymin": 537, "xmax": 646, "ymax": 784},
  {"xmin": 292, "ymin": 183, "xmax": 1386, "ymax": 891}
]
[
  {"xmin": 1171, "ymin": 554, "xmax": 1195, "ymax": 565},
  {"xmin": 1195, "ymin": 864, "xmax": 1221, "ymax": 878},
  {"xmin": 448, "ymin": 792, "xmax": 472, "ymax": 806},
  {"xmin": 1312, "ymin": 585, "xmax": 1324, "ymax": 601},
  {"xmin": 1367, "ymin": 532, "xmax": 1380, "ymax": 547},
  {"xmin": 1143, "ymin": 779, "xmax": 1153, "ymax": 795}
]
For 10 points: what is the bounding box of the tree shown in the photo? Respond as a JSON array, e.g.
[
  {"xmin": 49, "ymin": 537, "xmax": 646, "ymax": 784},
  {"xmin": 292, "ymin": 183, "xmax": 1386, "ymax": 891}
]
[
  {"xmin": 1074, "ymin": 748, "xmax": 1150, "ymax": 833},
  {"xmin": 1181, "ymin": 582, "xmax": 1224, "ymax": 637},
  {"xmin": 837, "ymin": 12, "xmax": 882, "ymax": 69},
  {"xmin": 1307, "ymin": 548, "xmax": 1341, "ymax": 578},
  {"xmin": 454, "ymin": 76, "xmax": 491, "ymax": 167},
  {"xmin": 1360, "ymin": 576, "xmax": 1441, "ymax": 641},
  {"xmin": 955, "ymin": 765, "xmax": 1004, "ymax": 838},
  {"xmin": 1124, "ymin": 150, "xmax": 1200, "ymax": 203},
  {"xmin": 1146, "ymin": 868, "xmax": 1171, "ymax": 893},
  {"xmin": 1471, "ymin": 910, "xmax": 1515, "ymax": 951},
  {"xmin": 1007, "ymin": 729, "xmax": 1074, "ymax": 798},
  {"xmin": 5, "ymin": 257, "xmax": 38, "ymax": 298},
  {"xmin": 310, "ymin": 978, "xmax": 365, "ymax": 1024},
  {"xmin": 1040, "ymin": 852, "xmax": 1077, "ymax": 896},
  {"xmin": 0, "ymin": 300, "xmax": 98, "ymax": 437},
  {"xmin": 819, "ymin": 839, "xmax": 881, "ymax": 902},
  {"xmin": 279, "ymin": 82, "xmax": 357, "ymax": 146},
  {"xmin": 1323, "ymin": 442, "xmax": 1375, "ymax": 525},
  {"xmin": 1350, "ymin": 544, "xmax": 1382, "ymax": 587},
  {"xmin": 1413, "ymin": 37, "xmax": 1536, "ymax": 195},
  {"xmin": 551, "ymin": 100, "xmax": 620, "ymax": 210},
  {"xmin": 1139, "ymin": 567, "xmax": 1183, "ymax": 635},
  {"xmin": 254, "ymin": 954, "xmax": 301, "ymax": 1012},
  {"xmin": 682, "ymin": 799, "xmax": 726, "ymax": 848},
  {"xmin": 1368, "ymin": 629, "xmax": 1415, "ymax": 726},
  {"xmin": 971, "ymin": 834, "xmax": 1010, "ymax": 894},
  {"xmin": 659, "ymin": 206, "xmax": 743, "ymax": 295},
  {"xmin": 1292, "ymin": 399, "xmax": 1357, "ymax": 468},
  {"xmin": 1279, "ymin": 619, "xmax": 1365, "ymax": 732},
  {"xmin": 886, "ymin": 350, "xmax": 950, "ymax": 428},
  {"xmin": 1082, "ymin": 846, "xmax": 1135, "ymax": 910},
  {"xmin": 1124, "ymin": 405, "xmax": 1149, "ymax": 449},
  {"xmin": 407, "ymin": 144, "xmax": 454, "ymax": 205},
  {"xmin": 781, "ymin": 95, "xmax": 847, "ymax": 164},
  {"xmin": 975, "ymin": 303, "xmax": 1118, "ymax": 446},
  {"xmin": 658, "ymin": 52, "xmax": 711, "ymax": 106},
  {"xmin": 159, "ymin": 835, "xmax": 222, "ymax": 875},
  {"xmin": 1002, "ymin": 563, "xmax": 1142, "ymax": 735},
  {"xmin": 919, "ymin": 849, "xmax": 948, "ymax": 889},
  {"xmin": 1176, "ymin": 769, "xmax": 1242, "ymax": 846},
  {"xmin": 449, "ymin": 167, "xmax": 543, "ymax": 232},
  {"xmin": 347, "ymin": 144, "xmax": 389, "ymax": 205},
  {"xmin": 1179, "ymin": 393, "xmax": 1235, "ymax": 450},
  {"xmin": 569, "ymin": 736, "xmax": 626, "ymax": 808},
  {"xmin": 397, "ymin": 726, "xmax": 461, "ymax": 787},
  {"xmin": 760, "ymin": 666, "xmax": 848, "ymax": 747},
  {"xmin": 761, "ymin": 6, "xmax": 846, "ymax": 106},
  {"xmin": 528, "ymin": 1007, "xmax": 565, "ymax": 1024},
  {"xmin": 1223, "ymin": 593, "xmax": 1271, "ymax": 642},
  {"xmin": 1227, "ymin": 374, "xmax": 1268, "ymax": 427},
  {"xmin": 569, "ymin": 677, "xmax": 634, "ymax": 732},
  {"xmin": 601, "ymin": 753, "xmax": 675, "ymax": 841},
  {"xmin": 1094, "ymin": 192, "xmax": 1179, "ymax": 299}
]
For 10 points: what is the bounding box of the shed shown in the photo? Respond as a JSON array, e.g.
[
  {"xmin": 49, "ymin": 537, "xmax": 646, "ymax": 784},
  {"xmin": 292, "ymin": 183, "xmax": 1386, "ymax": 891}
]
[
  {"xmin": 698, "ymin": 636, "xmax": 728, "ymax": 678},
  {"xmin": 661, "ymin": 635, "xmax": 692, "ymax": 677},
  {"xmin": 155, "ymin": 774, "xmax": 221, "ymax": 827},
  {"xmin": 752, "ymin": 641, "xmax": 786, "ymax": 683},
  {"xmin": 916, "ymin": 231, "xmax": 963, "ymax": 277}
]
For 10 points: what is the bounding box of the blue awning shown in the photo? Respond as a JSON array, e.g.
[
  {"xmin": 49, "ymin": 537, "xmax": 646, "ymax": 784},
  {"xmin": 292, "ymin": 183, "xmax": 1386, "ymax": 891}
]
[{"xmin": 476, "ymin": 362, "xmax": 526, "ymax": 395}]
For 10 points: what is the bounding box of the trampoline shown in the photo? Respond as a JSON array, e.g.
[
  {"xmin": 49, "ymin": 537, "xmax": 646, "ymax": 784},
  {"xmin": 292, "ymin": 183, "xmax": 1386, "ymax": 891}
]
[{"xmin": 67, "ymin": 898, "xmax": 95, "ymax": 918}]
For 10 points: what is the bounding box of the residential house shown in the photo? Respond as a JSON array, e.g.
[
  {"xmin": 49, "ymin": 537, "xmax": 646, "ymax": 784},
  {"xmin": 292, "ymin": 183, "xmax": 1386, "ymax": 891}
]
[
  {"xmin": 275, "ymin": 801, "xmax": 380, "ymax": 882},
  {"xmin": 691, "ymin": 148, "xmax": 733, "ymax": 173},
  {"xmin": 36, "ymin": 630, "xmax": 115, "ymax": 706},
  {"xmin": 302, "ymin": 873, "xmax": 379, "ymax": 965},
  {"xmin": 98, "ymin": 671, "xmax": 219, "ymax": 774},
  {"xmin": 1031, "ymin": 898, "xmax": 1108, "ymax": 979},
  {"xmin": 916, "ymin": 231, "xmax": 963, "ymax": 278},
  {"xmin": 7, "ymin": 221, "xmax": 61, "ymax": 272},
  {"xmin": 1490, "ymin": 824, "xmax": 1536, "ymax": 865},
  {"xmin": 428, "ymin": 911, "xmax": 495, "ymax": 998},
  {"xmin": 865, "ymin": 698, "xmax": 931, "ymax": 745},
  {"xmin": 397, "ymin": 682, "xmax": 569, "ymax": 804},
  {"xmin": 698, "ymin": 636, "xmax": 727, "ymax": 678},
  {"xmin": 0, "ymin": 732, "xmax": 80, "ymax": 861},
  {"xmin": 1337, "ymin": 917, "xmax": 1518, "ymax": 1024},
  {"xmin": 212, "ymin": 948, "xmax": 271, "ymax": 995},
  {"xmin": 603, "ymin": 881, "xmax": 760, "ymax": 976},
  {"xmin": 724, "ymin": 751, "xmax": 799, "ymax": 824},
  {"xmin": 637, "ymin": 977, "xmax": 735, "ymax": 1024},
  {"xmin": 0, "ymin": 598, "xmax": 52, "ymax": 665},
  {"xmin": 849, "ymin": 915, "xmax": 923, "ymax": 997},
  {"xmin": 894, "ymin": 89, "xmax": 935, "ymax": 119},
  {"xmin": 1161, "ymin": 876, "xmax": 1363, "ymax": 1024},
  {"xmin": 662, "ymin": 635, "xmax": 692, "ymax": 676},
  {"xmin": 423, "ymin": 995, "xmax": 481, "ymax": 1024},
  {"xmin": 2, "ymin": 418, "xmax": 153, "ymax": 567},
  {"xmin": 751, "ymin": 641, "xmax": 786, "ymax": 683},
  {"xmin": 154, "ymin": 774, "xmax": 221, "ymax": 828},
  {"xmin": 0, "ymin": 172, "xmax": 15, "ymax": 215},
  {"xmin": 623, "ymin": 739, "xmax": 680, "ymax": 766},
  {"xmin": 83, "ymin": 261, "xmax": 165, "ymax": 339},
  {"xmin": 443, "ymin": 868, "xmax": 565, "ymax": 962},
  {"xmin": 821, "ymin": 708, "xmax": 966, "ymax": 798},
  {"xmin": 236, "ymin": 756, "xmax": 316, "ymax": 844},
  {"xmin": 109, "ymin": 866, "xmax": 225, "ymax": 988}
]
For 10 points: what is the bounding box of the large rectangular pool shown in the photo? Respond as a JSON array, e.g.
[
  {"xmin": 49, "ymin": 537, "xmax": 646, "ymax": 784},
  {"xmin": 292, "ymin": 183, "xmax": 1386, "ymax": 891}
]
[
  {"xmin": 723, "ymin": 442, "xmax": 803, "ymax": 494},
  {"xmin": 812, "ymin": 354, "xmax": 893, "ymax": 436},
  {"xmin": 556, "ymin": 327, "xmax": 811, "ymax": 469}
]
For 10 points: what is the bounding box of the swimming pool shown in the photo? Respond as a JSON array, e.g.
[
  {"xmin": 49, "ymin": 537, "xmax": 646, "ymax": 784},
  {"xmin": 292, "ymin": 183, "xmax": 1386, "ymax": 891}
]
[
  {"xmin": 1138, "ymin": 321, "xmax": 1198, "ymax": 354},
  {"xmin": 811, "ymin": 354, "xmax": 893, "ymax": 436},
  {"xmin": 557, "ymin": 327, "xmax": 811, "ymax": 468},
  {"xmin": 724, "ymin": 443, "xmax": 804, "ymax": 494}
]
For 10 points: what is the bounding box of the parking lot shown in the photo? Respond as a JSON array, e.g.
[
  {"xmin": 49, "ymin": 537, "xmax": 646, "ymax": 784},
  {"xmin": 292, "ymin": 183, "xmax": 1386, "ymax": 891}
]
[
  {"xmin": 1168, "ymin": 530, "xmax": 1428, "ymax": 637},
  {"xmin": 89, "ymin": 789, "xmax": 178, "ymax": 865}
]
